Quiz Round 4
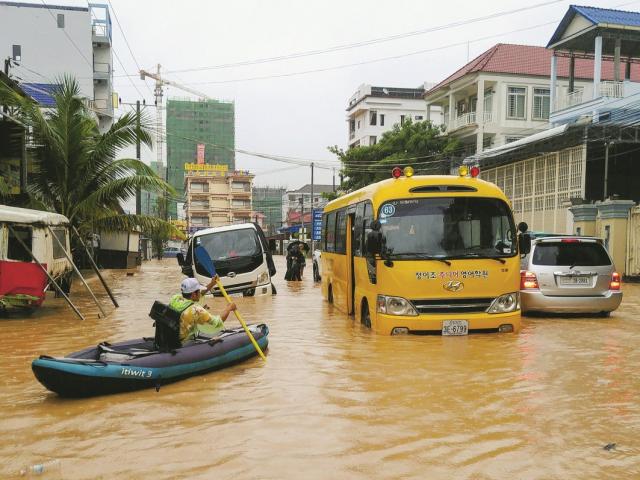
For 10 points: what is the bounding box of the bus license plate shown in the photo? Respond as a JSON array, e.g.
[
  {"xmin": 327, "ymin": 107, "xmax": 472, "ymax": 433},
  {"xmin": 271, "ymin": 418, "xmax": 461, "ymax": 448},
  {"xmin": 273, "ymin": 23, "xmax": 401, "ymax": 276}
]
[{"xmin": 442, "ymin": 320, "xmax": 468, "ymax": 336}]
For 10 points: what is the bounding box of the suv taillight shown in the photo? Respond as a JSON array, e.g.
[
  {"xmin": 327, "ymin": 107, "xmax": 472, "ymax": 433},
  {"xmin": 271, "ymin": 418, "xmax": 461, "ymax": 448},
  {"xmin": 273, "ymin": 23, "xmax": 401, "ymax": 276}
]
[
  {"xmin": 609, "ymin": 272, "xmax": 621, "ymax": 291},
  {"xmin": 520, "ymin": 271, "xmax": 539, "ymax": 290}
]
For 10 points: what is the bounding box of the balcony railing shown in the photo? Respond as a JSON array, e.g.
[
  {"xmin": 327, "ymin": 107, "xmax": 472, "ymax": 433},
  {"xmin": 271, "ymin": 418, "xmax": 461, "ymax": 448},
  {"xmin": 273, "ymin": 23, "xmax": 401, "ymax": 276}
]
[
  {"xmin": 93, "ymin": 62, "xmax": 110, "ymax": 80},
  {"xmin": 598, "ymin": 81, "xmax": 624, "ymax": 98},
  {"xmin": 90, "ymin": 98, "xmax": 113, "ymax": 116},
  {"xmin": 349, "ymin": 130, "xmax": 355, "ymax": 140},
  {"xmin": 454, "ymin": 112, "xmax": 476, "ymax": 129},
  {"xmin": 556, "ymin": 89, "xmax": 584, "ymax": 111}
]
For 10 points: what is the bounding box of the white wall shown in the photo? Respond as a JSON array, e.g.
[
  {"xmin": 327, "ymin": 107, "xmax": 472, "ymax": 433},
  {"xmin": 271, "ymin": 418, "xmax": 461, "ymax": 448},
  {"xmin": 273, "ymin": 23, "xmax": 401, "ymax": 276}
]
[{"xmin": 0, "ymin": 2, "xmax": 94, "ymax": 99}]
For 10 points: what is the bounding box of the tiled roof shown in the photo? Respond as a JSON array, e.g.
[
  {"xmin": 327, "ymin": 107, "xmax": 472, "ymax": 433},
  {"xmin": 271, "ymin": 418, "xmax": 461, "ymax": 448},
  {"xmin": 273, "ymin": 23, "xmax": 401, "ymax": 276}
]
[
  {"xmin": 548, "ymin": 5, "xmax": 640, "ymax": 47},
  {"xmin": 426, "ymin": 43, "xmax": 640, "ymax": 96},
  {"xmin": 21, "ymin": 83, "xmax": 58, "ymax": 107}
]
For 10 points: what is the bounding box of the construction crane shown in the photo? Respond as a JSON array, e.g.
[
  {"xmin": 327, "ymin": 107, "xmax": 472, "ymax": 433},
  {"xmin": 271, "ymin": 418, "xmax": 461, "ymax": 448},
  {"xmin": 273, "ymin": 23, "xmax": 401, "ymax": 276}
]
[{"xmin": 139, "ymin": 64, "xmax": 210, "ymax": 180}]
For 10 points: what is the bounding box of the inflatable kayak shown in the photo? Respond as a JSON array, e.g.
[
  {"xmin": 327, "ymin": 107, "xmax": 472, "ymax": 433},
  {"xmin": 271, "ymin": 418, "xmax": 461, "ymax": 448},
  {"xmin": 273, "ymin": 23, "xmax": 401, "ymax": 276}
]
[{"xmin": 32, "ymin": 301, "xmax": 268, "ymax": 397}]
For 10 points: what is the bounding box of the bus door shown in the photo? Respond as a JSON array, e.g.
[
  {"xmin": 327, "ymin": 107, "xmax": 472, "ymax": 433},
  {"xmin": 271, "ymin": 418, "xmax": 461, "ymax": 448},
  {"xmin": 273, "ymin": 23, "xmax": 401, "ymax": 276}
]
[{"xmin": 346, "ymin": 211, "xmax": 356, "ymax": 315}]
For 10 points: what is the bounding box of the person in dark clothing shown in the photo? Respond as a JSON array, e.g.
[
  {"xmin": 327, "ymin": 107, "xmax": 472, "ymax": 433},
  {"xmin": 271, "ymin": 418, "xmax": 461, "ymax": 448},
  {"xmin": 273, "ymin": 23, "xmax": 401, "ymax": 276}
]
[
  {"xmin": 365, "ymin": 220, "xmax": 384, "ymax": 284},
  {"xmin": 285, "ymin": 244, "xmax": 304, "ymax": 281}
]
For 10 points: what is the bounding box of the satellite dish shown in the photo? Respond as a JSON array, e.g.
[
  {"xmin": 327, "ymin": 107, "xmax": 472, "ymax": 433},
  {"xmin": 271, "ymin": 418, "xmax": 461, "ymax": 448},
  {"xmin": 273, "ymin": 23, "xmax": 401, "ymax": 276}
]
[{"xmin": 382, "ymin": 88, "xmax": 389, "ymax": 95}]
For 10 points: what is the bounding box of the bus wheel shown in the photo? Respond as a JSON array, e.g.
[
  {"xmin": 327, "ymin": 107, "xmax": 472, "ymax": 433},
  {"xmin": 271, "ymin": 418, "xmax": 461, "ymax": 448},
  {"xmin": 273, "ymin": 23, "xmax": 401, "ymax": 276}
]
[
  {"xmin": 361, "ymin": 300, "xmax": 371, "ymax": 328},
  {"xmin": 328, "ymin": 284, "xmax": 333, "ymax": 304}
]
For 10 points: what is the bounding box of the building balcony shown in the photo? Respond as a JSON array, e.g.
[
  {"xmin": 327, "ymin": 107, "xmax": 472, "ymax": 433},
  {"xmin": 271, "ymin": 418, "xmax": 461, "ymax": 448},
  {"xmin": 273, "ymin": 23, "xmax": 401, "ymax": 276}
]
[
  {"xmin": 90, "ymin": 4, "xmax": 112, "ymax": 45},
  {"xmin": 551, "ymin": 80, "xmax": 640, "ymax": 125},
  {"xmin": 349, "ymin": 130, "xmax": 355, "ymax": 140},
  {"xmin": 449, "ymin": 111, "xmax": 493, "ymax": 132},
  {"xmin": 90, "ymin": 97, "xmax": 113, "ymax": 117},
  {"xmin": 93, "ymin": 62, "xmax": 110, "ymax": 81}
]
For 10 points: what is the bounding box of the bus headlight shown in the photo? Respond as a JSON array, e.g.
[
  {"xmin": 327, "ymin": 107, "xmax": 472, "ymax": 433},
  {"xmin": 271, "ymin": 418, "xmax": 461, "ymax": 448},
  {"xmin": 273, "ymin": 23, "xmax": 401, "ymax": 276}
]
[
  {"xmin": 377, "ymin": 295, "xmax": 418, "ymax": 316},
  {"xmin": 487, "ymin": 292, "xmax": 520, "ymax": 314},
  {"xmin": 257, "ymin": 271, "xmax": 270, "ymax": 286}
]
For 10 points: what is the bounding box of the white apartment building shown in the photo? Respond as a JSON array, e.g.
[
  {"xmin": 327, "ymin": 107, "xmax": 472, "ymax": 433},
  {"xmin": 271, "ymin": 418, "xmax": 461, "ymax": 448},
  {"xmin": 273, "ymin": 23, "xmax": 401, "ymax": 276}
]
[
  {"xmin": 282, "ymin": 184, "xmax": 334, "ymax": 228},
  {"xmin": 0, "ymin": 1, "xmax": 114, "ymax": 131},
  {"xmin": 424, "ymin": 43, "xmax": 606, "ymax": 158},
  {"xmin": 346, "ymin": 84, "xmax": 441, "ymax": 148}
]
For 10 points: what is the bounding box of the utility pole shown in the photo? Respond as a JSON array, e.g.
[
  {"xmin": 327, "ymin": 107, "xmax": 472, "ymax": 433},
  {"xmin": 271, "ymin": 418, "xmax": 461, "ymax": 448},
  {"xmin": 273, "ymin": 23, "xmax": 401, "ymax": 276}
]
[
  {"xmin": 310, "ymin": 162, "xmax": 314, "ymax": 255},
  {"xmin": 135, "ymin": 99, "xmax": 141, "ymax": 215},
  {"xmin": 332, "ymin": 167, "xmax": 336, "ymax": 192}
]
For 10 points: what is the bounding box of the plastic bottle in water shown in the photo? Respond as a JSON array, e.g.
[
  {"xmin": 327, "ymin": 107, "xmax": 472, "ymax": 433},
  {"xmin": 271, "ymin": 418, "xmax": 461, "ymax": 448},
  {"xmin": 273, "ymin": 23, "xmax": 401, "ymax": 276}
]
[{"xmin": 19, "ymin": 459, "xmax": 62, "ymax": 476}]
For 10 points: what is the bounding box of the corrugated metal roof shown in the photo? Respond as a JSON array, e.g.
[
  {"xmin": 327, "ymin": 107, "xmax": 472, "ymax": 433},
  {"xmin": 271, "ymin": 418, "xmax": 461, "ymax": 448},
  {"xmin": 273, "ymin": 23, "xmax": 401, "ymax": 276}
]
[
  {"xmin": 21, "ymin": 83, "xmax": 58, "ymax": 107},
  {"xmin": 548, "ymin": 5, "xmax": 640, "ymax": 47}
]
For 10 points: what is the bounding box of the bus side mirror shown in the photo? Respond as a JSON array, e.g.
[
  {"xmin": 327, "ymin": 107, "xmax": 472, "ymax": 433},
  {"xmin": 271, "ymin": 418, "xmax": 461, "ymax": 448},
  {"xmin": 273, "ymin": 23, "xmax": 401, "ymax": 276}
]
[
  {"xmin": 518, "ymin": 233, "xmax": 531, "ymax": 255},
  {"xmin": 176, "ymin": 252, "xmax": 185, "ymax": 266},
  {"xmin": 366, "ymin": 230, "xmax": 383, "ymax": 255}
]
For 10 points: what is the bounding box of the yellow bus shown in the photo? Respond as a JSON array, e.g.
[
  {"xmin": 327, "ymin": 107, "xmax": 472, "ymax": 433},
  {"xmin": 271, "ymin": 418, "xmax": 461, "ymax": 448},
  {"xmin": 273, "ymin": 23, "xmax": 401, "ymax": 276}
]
[{"xmin": 320, "ymin": 166, "xmax": 530, "ymax": 336}]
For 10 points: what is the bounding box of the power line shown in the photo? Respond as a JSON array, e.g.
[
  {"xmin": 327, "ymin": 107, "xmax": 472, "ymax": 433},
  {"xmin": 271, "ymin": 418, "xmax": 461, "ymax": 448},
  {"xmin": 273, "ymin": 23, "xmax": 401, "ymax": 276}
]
[{"xmin": 114, "ymin": 0, "xmax": 566, "ymax": 76}]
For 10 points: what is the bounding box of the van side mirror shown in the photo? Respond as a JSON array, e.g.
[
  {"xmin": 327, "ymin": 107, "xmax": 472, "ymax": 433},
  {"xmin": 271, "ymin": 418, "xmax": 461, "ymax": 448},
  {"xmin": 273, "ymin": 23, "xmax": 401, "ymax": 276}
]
[
  {"xmin": 519, "ymin": 233, "xmax": 531, "ymax": 255},
  {"xmin": 176, "ymin": 252, "xmax": 185, "ymax": 266}
]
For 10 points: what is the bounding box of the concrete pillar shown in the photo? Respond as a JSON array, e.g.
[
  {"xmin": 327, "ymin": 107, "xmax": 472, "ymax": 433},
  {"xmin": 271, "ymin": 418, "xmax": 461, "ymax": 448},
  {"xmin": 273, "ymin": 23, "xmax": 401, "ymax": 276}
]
[
  {"xmin": 448, "ymin": 91, "xmax": 455, "ymax": 130},
  {"xmin": 594, "ymin": 35, "xmax": 603, "ymax": 99},
  {"xmin": 569, "ymin": 55, "xmax": 575, "ymax": 93},
  {"xmin": 595, "ymin": 199, "xmax": 635, "ymax": 274},
  {"xmin": 569, "ymin": 204, "xmax": 598, "ymax": 236},
  {"xmin": 614, "ymin": 38, "xmax": 621, "ymax": 83},
  {"xmin": 476, "ymin": 78, "xmax": 485, "ymax": 154},
  {"xmin": 550, "ymin": 55, "xmax": 558, "ymax": 114},
  {"xmin": 426, "ymin": 103, "xmax": 431, "ymax": 122}
]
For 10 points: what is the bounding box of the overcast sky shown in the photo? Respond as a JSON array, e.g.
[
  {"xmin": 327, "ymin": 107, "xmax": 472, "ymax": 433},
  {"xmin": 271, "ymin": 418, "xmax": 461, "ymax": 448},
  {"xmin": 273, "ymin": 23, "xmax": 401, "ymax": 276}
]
[{"xmin": 49, "ymin": 0, "xmax": 640, "ymax": 189}]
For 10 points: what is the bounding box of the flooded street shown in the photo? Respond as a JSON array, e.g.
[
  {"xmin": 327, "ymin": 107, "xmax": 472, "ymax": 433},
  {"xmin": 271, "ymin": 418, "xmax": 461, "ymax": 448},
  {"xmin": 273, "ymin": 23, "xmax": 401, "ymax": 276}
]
[{"xmin": 1, "ymin": 256, "xmax": 639, "ymax": 479}]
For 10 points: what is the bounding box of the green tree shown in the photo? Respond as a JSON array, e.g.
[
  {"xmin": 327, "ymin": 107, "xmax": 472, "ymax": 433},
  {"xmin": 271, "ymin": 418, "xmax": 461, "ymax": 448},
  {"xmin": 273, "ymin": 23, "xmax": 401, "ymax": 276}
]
[
  {"xmin": 0, "ymin": 76, "xmax": 182, "ymax": 242},
  {"xmin": 329, "ymin": 120, "xmax": 459, "ymax": 191}
]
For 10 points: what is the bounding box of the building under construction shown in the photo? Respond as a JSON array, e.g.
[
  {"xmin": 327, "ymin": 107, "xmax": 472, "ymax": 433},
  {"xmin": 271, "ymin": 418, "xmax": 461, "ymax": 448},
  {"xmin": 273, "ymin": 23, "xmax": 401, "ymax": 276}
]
[
  {"xmin": 166, "ymin": 98, "xmax": 235, "ymax": 218},
  {"xmin": 252, "ymin": 186, "xmax": 286, "ymax": 235}
]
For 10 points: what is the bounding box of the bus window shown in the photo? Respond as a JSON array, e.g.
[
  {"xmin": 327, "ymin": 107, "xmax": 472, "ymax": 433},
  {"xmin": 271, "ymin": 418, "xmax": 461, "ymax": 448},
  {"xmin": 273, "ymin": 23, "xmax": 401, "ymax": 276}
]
[
  {"xmin": 335, "ymin": 210, "xmax": 347, "ymax": 254},
  {"xmin": 325, "ymin": 212, "xmax": 336, "ymax": 252},
  {"xmin": 362, "ymin": 201, "xmax": 373, "ymax": 253},
  {"xmin": 321, "ymin": 213, "xmax": 327, "ymax": 250},
  {"xmin": 353, "ymin": 202, "xmax": 365, "ymax": 256},
  {"xmin": 7, "ymin": 226, "xmax": 32, "ymax": 262}
]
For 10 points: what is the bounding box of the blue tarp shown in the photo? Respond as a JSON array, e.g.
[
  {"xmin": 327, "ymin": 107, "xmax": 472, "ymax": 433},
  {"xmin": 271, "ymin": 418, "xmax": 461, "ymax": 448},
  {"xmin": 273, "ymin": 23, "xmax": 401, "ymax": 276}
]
[{"xmin": 21, "ymin": 83, "xmax": 58, "ymax": 107}]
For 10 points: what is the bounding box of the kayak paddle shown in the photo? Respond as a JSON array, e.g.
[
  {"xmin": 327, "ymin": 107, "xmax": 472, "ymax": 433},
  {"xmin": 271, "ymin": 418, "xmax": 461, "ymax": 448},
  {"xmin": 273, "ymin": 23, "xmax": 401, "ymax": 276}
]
[{"xmin": 194, "ymin": 245, "xmax": 267, "ymax": 361}]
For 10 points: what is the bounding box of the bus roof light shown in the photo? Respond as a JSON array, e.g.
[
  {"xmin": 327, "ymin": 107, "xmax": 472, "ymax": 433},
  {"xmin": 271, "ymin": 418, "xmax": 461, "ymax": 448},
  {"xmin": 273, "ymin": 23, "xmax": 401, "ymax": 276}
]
[
  {"xmin": 392, "ymin": 167, "xmax": 402, "ymax": 179},
  {"xmin": 403, "ymin": 166, "xmax": 414, "ymax": 178},
  {"xmin": 470, "ymin": 166, "xmax": 480, "ymax": 178},
  {"xmin": 458, "ymin": 165, "xmax": 469, "ymax": 177}
]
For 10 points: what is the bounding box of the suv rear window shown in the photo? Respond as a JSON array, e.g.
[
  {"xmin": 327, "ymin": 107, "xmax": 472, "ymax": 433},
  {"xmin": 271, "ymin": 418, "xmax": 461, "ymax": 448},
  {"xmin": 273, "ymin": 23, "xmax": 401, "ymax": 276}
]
[{"xmin": 532, "ymin": 242, "xmax": 611, "ymax": 266}]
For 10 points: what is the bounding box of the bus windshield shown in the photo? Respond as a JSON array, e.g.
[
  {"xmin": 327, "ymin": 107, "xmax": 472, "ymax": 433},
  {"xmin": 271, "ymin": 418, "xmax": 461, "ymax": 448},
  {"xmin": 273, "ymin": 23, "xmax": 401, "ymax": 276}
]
[
  {"xmin": 378, "ymin": 197, "xmax": 516, "ymax": 259},
  {"xmin": 196, "ymin": 228, "xmax": 261, "ymax": 262}
]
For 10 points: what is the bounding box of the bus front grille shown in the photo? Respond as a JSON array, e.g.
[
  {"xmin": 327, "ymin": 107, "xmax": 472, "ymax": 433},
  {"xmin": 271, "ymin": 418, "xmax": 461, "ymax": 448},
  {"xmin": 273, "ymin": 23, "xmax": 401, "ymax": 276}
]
[{"xmin": 411, "ymin": 298, "xmax": 494, "ymax": 314}]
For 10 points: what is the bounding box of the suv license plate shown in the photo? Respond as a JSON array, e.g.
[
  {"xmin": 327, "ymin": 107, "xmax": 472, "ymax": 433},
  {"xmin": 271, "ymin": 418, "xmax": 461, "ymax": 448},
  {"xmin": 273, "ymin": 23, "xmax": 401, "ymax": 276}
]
[
  {"xmin": 559, "ymin": 276, "xmax": 590, "ymax": 285},
  {"xmin": 442, "ymin": 320, "xmax": 468, "ymax": 336}
]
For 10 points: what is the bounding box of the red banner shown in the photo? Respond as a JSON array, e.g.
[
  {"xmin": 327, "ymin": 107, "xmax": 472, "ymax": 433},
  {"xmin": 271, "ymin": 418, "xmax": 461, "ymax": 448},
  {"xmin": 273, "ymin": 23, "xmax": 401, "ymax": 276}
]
[{"xmin": 196, "ymin": 143, "xmax": 205, "ymax": 164}]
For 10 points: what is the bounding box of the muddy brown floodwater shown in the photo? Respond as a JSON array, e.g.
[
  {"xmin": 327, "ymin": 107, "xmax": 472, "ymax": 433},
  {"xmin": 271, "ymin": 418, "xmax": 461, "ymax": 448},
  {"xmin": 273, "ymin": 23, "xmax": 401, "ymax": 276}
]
[{"xmin": 1, "ymin": 256, "xmax": 639, "ymax": 479}]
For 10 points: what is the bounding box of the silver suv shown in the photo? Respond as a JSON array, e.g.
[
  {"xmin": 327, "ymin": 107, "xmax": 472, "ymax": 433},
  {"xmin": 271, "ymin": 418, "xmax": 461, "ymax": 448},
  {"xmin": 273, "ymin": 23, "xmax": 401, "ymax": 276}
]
[{"xmin": 520, "ymin": 236, "xmax": 622, "ymax": 316}]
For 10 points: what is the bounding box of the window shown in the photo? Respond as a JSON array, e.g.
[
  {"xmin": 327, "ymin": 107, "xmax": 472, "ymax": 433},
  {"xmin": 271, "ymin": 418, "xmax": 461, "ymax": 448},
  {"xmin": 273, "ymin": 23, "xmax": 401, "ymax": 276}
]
[
  {"xmin": 400, "ymin": 115, "xmax": 405, "ymax": 125},
  {"xmin": 457, "ymin": 99, "xmax": 466, "ymax": 114},
  {"xmin": 335, "ymin": 210, "xmax": 347, "ymax": 254},
  {"xmin": 362, "ymin": 201, "xmax": 373, "ymax": 254},
  {"xmin": 232, "ymin": 181, "xmax": 249, "ymax": 191},
  {"xmin": 532, "ymin": 242, "xmax": 611, "ymax": 266},
  {"xmin": 51, "ymin": 228, "xmax": 67, "ymax": 259},
  {"xmin": 533, "ymin": 87, "xmax": 550, "ymax": 120},
  {"xmin": 370, "ymin": 111, "xmax": 377, "ymax": 126},
  {"xmin": 354, "ymin": 203, "xmax": 365, "ymax": 257},
  {"xmin": 12, "ymin": 45, "xmax": 21, "ymax": 62},
  {"xmin": 191, "ymin": 199, "xmax": 209, "ymax": 210},
  {"xmin": 415, "ymin": 115, "xmax": 424, "ymax": 121},
  {"xmin": 232, "ymin": 199, "xmax": 249, "ymax": 208},
  {"xmin": 469, "ymin": 96, "xmax": 477, "ymax": 113},
  {"xmin": 7, "ymin": 226, "xmax": 32, "ymax": 262},
  {"xmin": 357, "ymin": 120, "xmax": 360, "ymax": 129},
  {"xmin": 369, "ymin": 136, "xmax": 377, "ymax": 145},
  {"xmin": 191, "ymin": 216, "xmax": 209, "ymax": 226},
  {"xmin": 507, "ymin": 87, "xmax": 526, "ymax": 119},
  {"xmin": 190, "ymin": 182, "xmax": 209, "ymax": 193},
  {"xmin": 57, "ymin": 13, "xmax": 64, "ymax": 28},
  {"xmin": 325, "ymin": 212, "xmax": 336, "ymax": 252},
  {"xmin": 380, "ymin": 114, "xmax": 385, "ymax": 126}
]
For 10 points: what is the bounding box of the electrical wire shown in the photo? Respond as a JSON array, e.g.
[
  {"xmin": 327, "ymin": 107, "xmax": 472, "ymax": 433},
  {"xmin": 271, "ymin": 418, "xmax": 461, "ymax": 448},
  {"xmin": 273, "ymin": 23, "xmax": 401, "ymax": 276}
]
[{"xmin": 39, "ymin": 0, "xmax": 93, "ymax": 68}]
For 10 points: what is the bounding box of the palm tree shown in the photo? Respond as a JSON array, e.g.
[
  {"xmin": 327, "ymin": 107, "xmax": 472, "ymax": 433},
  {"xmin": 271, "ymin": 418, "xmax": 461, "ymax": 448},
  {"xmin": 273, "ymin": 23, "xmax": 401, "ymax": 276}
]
[{"xmin": 0, "ymin": 76, "xmax": 181, "ymax": 241}]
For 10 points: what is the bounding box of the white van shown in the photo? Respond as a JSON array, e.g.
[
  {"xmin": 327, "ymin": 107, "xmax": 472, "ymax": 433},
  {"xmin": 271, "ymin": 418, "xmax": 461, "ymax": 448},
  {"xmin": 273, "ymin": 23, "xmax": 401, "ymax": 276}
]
[{"xmin": 178, "ymin": 223, "xmax": 276, "ymax": 297}]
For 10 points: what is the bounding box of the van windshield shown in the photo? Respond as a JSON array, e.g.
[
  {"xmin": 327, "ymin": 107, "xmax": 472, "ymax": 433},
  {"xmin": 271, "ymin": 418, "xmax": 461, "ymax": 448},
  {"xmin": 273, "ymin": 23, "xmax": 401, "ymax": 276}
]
[
  {"xmin": 196, "ymin": 228, "xmax": 261, "ymax": 262},
  {"xmin": 378, "ymin": 197, "xmax": 516, "ymax": 259}
]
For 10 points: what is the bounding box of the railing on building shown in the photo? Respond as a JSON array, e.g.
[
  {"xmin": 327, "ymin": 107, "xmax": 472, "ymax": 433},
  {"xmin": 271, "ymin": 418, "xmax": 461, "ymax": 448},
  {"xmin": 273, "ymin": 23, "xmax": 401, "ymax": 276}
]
[
  {"xmin": 597, "ymin": 81, "xmax": 624, "ymax": 98},
  {"xmin": 90, "ymin": 98, "xmax": 113, "ymax": 116},
  {"xmin": 349, "ymin": 131, "xmax": 355, "ymax": 140},
  {"xmin": 556, "ymin": 89, "xmax": 584, "ymax": 111},
  {"xmin": 93, "ymin": 62, "xmax": 110, "ymax": 79},
  {"xmin": 89, "ymin": 3, "xmax": 112, "ymax": 44}
]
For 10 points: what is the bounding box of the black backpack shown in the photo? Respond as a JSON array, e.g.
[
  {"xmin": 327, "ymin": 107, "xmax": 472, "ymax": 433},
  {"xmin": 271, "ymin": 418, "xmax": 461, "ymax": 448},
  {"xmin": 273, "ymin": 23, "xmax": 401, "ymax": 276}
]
[{"xmin": 149, "ymin": 301, "xmax": 184, "ymax": 352}]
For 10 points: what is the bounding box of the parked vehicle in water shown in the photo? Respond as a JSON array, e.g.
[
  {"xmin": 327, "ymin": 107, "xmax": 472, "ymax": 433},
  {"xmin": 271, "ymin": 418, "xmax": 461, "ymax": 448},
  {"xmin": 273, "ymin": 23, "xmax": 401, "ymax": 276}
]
[
  {"xmin": 321, "ymin": 165, "xmax": 530, "ymax": 336},
  {"xmin": 178, "ymin": 223, "xmax": 276, "ymax": 297},
  {"xmin": 520, "ymin": 236, "xmax": 622, "ymax": 315},
  {"xmin": 0, "ymin": 205, "xmax": 73, "ymax": 310}
]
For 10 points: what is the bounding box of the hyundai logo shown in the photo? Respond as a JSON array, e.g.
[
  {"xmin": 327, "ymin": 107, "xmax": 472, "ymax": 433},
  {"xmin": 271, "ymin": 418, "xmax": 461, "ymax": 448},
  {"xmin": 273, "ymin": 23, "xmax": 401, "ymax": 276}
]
[
  {"xmin": 228, "ymin": 272, "xmax": 237, "ymax": 278},
  {"xmin": 443, "ymin": 280, "xmax": 464, "ymax": 292}
]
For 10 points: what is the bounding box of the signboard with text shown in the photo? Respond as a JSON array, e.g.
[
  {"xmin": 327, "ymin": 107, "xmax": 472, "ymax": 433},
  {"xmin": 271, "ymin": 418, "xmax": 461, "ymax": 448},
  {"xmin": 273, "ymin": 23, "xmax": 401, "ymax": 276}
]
[
  {"xmin": 183, "ymin": 163, "xmax": 228, "ymax": 172},
  {"xmin": 196, "ymin": 144, "xmax": 205, "ymax": 164},
  {"xmin": 312, "ymin": 209, "xmax": 322, "ymax": 241}
]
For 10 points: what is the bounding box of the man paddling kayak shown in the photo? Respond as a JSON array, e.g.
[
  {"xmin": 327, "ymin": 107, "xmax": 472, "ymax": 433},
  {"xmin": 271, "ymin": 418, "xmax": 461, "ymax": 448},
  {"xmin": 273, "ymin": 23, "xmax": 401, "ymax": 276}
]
[{"xmin": 169, "ymin": 277, "xmax": 237, "ymax": 342}]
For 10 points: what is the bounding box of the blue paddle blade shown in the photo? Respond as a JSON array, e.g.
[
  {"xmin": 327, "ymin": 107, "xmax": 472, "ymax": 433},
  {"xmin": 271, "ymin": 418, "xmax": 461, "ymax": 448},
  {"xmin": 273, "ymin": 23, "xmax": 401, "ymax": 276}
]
[{"xmin": 195, "ymin": 245, "xmax": 216, "ymax": 277}]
